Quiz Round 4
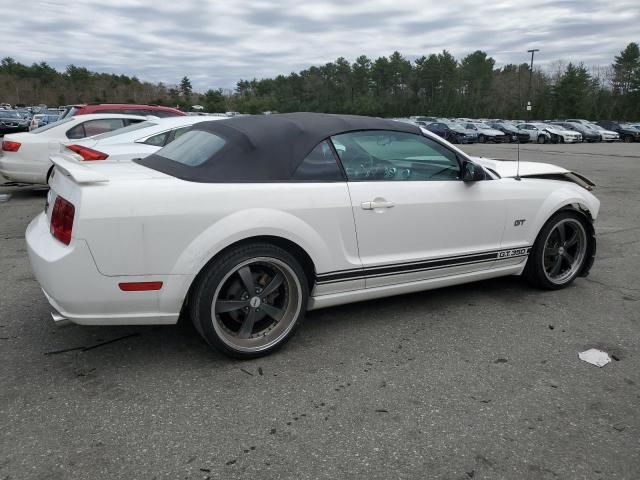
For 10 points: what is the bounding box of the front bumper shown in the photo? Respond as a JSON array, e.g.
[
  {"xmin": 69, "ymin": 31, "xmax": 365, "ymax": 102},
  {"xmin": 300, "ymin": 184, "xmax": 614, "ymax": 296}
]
[{"xmin": 26, "ymin": 213, "xmax": 185, "ymax": 325}]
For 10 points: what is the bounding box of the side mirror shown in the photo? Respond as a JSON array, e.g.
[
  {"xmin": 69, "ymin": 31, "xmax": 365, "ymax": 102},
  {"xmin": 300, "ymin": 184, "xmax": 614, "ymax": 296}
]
[{"xmin": 462, "ymin": 161, "xmax": 486, "ymax": 182}]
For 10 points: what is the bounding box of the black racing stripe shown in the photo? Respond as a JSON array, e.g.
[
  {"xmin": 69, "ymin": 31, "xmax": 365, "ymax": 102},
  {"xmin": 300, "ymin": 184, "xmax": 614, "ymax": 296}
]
[
  {"xmin": 316, "ymin": 247, "xmax": 531, "ymax": 285},
  {"xmin": 317, "ymin": 249, "xmax": 504, "ymax": 279},
  {"xmin": 317, "ymin": 256, "xmax": 502, "ymax": 285}
]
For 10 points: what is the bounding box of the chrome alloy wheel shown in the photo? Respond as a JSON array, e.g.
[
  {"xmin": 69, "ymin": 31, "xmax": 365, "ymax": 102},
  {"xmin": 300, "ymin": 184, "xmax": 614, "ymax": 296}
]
[
  {"xmin": 542, "ymin": 218, "xmax": 587, "ymax": 285},
  {"xmin": 210, "ymin": 257, "xmax": 303, "ymax": 353}
]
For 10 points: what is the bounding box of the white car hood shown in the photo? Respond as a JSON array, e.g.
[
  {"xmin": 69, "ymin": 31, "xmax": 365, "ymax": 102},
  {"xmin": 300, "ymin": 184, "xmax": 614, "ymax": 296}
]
[{"xmin": 470, "ymin": 156, "xmax": 568, "ymax": 177}]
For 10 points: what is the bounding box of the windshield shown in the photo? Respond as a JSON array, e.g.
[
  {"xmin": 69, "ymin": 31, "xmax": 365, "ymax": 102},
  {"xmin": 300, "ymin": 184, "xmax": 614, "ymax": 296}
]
[
  {"xmin": 473, "ymin": 123, "xmax": 492, "ymax": 129},
  {"xmin": 1, "ymin": 111, "xmax": 21, "ymax": 119},
  {"xmin": 445, "ymin": 122, "xmax": 466, "ymax": 130},
  {"xmin": 91, "ymin": 120, "xmax": 158, "ymax": 140},
  {"xmin": 30, "ymin": 117, "xmax": 74, "ymax": 134}
]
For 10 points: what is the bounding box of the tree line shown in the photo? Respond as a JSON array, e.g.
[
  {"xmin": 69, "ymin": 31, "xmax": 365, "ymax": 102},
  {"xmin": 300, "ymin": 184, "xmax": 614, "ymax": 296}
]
[{"xmin": 1, "ymin": 42, "xmax": 639, "ymax": 120}]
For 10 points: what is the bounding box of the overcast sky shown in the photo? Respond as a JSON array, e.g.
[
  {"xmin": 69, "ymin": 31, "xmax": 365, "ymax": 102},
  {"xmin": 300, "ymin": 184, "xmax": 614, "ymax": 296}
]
[{"xmin": 1, "ymin": 0, "xmax": 638, "ymax": 91}]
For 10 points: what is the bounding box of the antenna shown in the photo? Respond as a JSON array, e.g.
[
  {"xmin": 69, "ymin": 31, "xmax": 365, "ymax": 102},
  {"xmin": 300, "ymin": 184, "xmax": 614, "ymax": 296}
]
[{"xmin": 515, "ymin": 134, "xmax": 521, "ymax": 181}]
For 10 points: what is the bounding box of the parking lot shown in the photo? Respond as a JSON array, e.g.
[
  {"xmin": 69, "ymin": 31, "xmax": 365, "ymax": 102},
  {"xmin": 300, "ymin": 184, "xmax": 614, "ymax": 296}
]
[{"xmin": 1, "ymin": 142, "xmax": 638, "ymax": 479}]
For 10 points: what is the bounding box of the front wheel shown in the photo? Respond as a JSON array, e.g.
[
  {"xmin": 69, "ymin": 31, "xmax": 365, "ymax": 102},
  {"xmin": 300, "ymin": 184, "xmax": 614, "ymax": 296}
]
[
  {"xmin": 537, "ymin": 135, "xmax": 546, "ymax": 144},
  {"xmin": 524, "ymin": 211, "xmax": 591, "ymax": 290},
  {"xmin": 190, "ymin": 243, "xmax": 309, "ymax": 358}
]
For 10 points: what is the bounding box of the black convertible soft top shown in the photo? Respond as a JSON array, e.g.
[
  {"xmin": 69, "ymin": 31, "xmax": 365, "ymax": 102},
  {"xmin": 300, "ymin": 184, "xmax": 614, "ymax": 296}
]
[{"xmin": 136, "ymin": 112, "xmax": 421, "ymax": 183}]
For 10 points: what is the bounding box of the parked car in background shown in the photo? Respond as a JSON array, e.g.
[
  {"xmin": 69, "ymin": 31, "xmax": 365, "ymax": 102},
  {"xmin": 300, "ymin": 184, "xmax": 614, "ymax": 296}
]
[
  {"xmin": 487, "ymin": 121, "xmax": 529, "ymax": 143},
  {"xmin": 29, "ymin": 113, "xmax": 599, "ymax": 358},
  {"xmin": 16, "ymin": 109, "xmax": 32, "ymax": 121},
  {"xmin": 596, "ymin": 121, "xmax": 640, "ymax": 143},
  {"xmin": 0, "ymin": 110, "xmax": 30, "ymax": 134},
  {"xmin": 30, "ymin": 113, "xmax": 60, "ymax": 131},
  {"xmin": 410, "ymin": 116, "xmax": 439, "ymax": 123},
  {"xmin": 423, "ymin": 122, "xmax": 477, "ymax": 144},
  {"xmin": 0, "ymin": 114, "xmax": 146, "ymax": 184},
  {"xmin": 61, "ymin": 115, "xmax": 227, "ymax": 163},
  {"xmin": 462, "ymin": 122, "xmax": 507, "ymax": 143},
  {"xmin": 517, "ymin": 123, "xmax": 581, "ymax": 144},
  {"xmin": 516, "ymin": 123, "xmax": 552, "ymax": 144},
  {"xmin": 550, "ymin": 122, "xmax": 601, "ymax": 142},
  {"xmin": 587, "ymin": 124, "xmax": 619, "ymax": 142},
  {"xmin": 60, "ymin": 103, "xmax": 185, "ymax": 119}
]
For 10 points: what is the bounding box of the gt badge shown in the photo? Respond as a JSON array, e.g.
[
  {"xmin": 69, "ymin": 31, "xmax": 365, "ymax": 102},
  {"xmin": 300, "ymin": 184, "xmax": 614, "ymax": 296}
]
[{"xmin": 514, "ymin": 219, "xmax": 526, "ymax": 226}]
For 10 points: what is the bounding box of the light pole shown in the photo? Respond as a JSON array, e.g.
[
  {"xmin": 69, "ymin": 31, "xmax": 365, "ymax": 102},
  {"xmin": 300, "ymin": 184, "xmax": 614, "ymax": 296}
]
[{"xmin": 526, "ymin": 49, "xmax": 539, "ymax": 119}]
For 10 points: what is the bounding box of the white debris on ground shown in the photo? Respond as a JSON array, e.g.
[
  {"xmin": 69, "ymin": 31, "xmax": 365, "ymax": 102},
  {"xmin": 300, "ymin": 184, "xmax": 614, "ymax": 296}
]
[
  {"xmin": 0, "ymin": 193, "xmax": 11, "ymax": 202},
  {"xmin": 578, "ymin": 349, "xmax": 612, "ymax": 367}
]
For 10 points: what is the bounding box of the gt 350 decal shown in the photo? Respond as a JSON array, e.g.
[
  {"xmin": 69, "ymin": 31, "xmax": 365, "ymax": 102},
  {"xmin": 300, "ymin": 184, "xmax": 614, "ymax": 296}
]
[{"xmin": 497, "ymin": 248, "xmax": 530, "ymax": 258}]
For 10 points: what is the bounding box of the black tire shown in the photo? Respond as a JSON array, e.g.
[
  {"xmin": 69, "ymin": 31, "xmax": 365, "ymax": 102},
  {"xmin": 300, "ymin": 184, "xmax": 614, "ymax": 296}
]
[
  {"xmin": 537, "ymin": 135, "xmax": 546, "ymax": 144},
  {"xmin": 524, "ymin": 211, "xmax": 591, "ymax": 290},
  {"xmin": 478, "ymin": 134, "xmax": 486, "ymax": 143},
  {"xmin": 623, "ymin": 135, "xmax": 633, "ymax": 143},
  {"xmin": 190, "ymin": 243, "xmax": 309, "ymax": 358}
]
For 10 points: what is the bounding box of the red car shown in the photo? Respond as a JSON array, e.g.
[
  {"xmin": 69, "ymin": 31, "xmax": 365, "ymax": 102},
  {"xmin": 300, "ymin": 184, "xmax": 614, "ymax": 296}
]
[{"xmin": 60, "ymin": 103, "xmax": 184, "ymax": 119}]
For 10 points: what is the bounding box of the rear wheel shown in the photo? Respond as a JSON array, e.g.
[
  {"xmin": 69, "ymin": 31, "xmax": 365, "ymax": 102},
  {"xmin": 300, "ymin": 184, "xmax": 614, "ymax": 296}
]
[
  {"xmin": 524, "ymin": 211, "xmax": 590, "ymax": 290},
  {"xmin": 190, "ymin": 243, "xmax": 308, "ymax": 358}
]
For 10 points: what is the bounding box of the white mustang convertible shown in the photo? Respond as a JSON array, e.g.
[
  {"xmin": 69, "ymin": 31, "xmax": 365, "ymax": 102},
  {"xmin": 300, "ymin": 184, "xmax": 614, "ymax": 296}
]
[{"xmin": 27, "ymin": 113, "xmax": 599, "ymax": 358}]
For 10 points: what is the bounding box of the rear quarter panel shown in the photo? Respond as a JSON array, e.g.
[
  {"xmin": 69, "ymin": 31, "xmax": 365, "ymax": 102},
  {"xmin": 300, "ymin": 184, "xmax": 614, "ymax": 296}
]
[{"xmin": 74, "ymin": 180, "xmax": 361, "ymax": 281}]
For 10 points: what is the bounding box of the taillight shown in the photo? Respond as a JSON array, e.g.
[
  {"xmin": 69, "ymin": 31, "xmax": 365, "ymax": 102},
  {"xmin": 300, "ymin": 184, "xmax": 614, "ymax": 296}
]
[
  {"xmin": 66, "ymin": 144, "xmax": 108, "ymax": 161},
  {"xmin": 50, "ymin": 196, "xmax": 75, "ymax": 245},
  {"xmin": 2, "ymin": 140, "xmax": 21, "ymax": 152}
]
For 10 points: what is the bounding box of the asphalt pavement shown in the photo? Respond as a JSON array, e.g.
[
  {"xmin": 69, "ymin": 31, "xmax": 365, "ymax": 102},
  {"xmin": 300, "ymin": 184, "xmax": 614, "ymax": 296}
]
[{"xmin": 1, "ymin": 142, "xmax": 639, "ymax": 479}]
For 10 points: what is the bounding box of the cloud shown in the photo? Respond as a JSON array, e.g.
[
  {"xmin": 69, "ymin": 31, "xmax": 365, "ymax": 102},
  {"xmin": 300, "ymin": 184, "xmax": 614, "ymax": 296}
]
[{"xmin": 0, "ymin": 0, "xmax": 638, "ymax": 90}]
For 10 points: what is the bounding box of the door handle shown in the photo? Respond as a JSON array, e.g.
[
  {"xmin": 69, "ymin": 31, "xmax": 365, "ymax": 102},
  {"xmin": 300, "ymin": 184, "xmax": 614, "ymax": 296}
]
[{"xmin": 361, "ymin": 200, "xmax": 395, "ymax": 210}]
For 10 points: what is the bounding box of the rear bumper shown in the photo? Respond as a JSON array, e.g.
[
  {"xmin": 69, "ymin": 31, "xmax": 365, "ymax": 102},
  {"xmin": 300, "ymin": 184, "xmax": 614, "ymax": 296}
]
[{"xmin": 26, "ymin": 213, "xmax": 186, "ymax": 325}]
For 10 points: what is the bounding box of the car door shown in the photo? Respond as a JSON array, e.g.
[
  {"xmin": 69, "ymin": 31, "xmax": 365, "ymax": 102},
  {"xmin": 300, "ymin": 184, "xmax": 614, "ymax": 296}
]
[{"xmin": 330, "ymin": 130, "xmax": 509, "ymax": 289}]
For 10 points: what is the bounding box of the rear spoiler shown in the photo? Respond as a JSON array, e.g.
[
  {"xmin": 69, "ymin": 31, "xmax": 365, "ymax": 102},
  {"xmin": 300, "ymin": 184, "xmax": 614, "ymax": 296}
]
[{"xmin": 50, "ymin": 155, "xmax": 109, "ymax": 184}]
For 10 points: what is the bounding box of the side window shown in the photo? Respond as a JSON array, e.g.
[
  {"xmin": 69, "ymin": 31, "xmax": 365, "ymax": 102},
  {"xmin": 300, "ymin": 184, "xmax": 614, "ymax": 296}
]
[
  {"xmin": 330, "ymin": 130, "xmax": 460, "ymax": 182},
  {"xmin": 144, "ymin": 132, "xmax": 169, "ymax": 147},
  {"xmin": 123, "ymin": 118, "xmax": 144, "ymax": 126},
  {"xmin": 291, "ymin": 140, "xmax": 344, "ymax": 182},
  {"xmin": 66, "ymin": 123, "xmax": 86, "ymax": 139},
  {"xmin": 172, "ymin": 126, "xmax": 191, "ymax": 141},
  {"xmin": 82, "ymin": 119, "xmax": 125, "ymax": 137}
]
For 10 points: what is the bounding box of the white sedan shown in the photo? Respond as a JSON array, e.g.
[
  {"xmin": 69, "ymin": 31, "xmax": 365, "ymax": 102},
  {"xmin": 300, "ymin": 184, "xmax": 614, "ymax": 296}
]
[
  {"xmin": 27, "ymin": 113, "xmax": 599, "ymax": 358},
  {"xmin": 0, "ymin": 114, "xmax": 146, "ymax": 184},
  {"xmin": 517, "ymin": 123, "xmax": 582, "ymax": 144},
  {"xmin": 61, "ymin": 115, "xmax": 227, "ymax": 163}
]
